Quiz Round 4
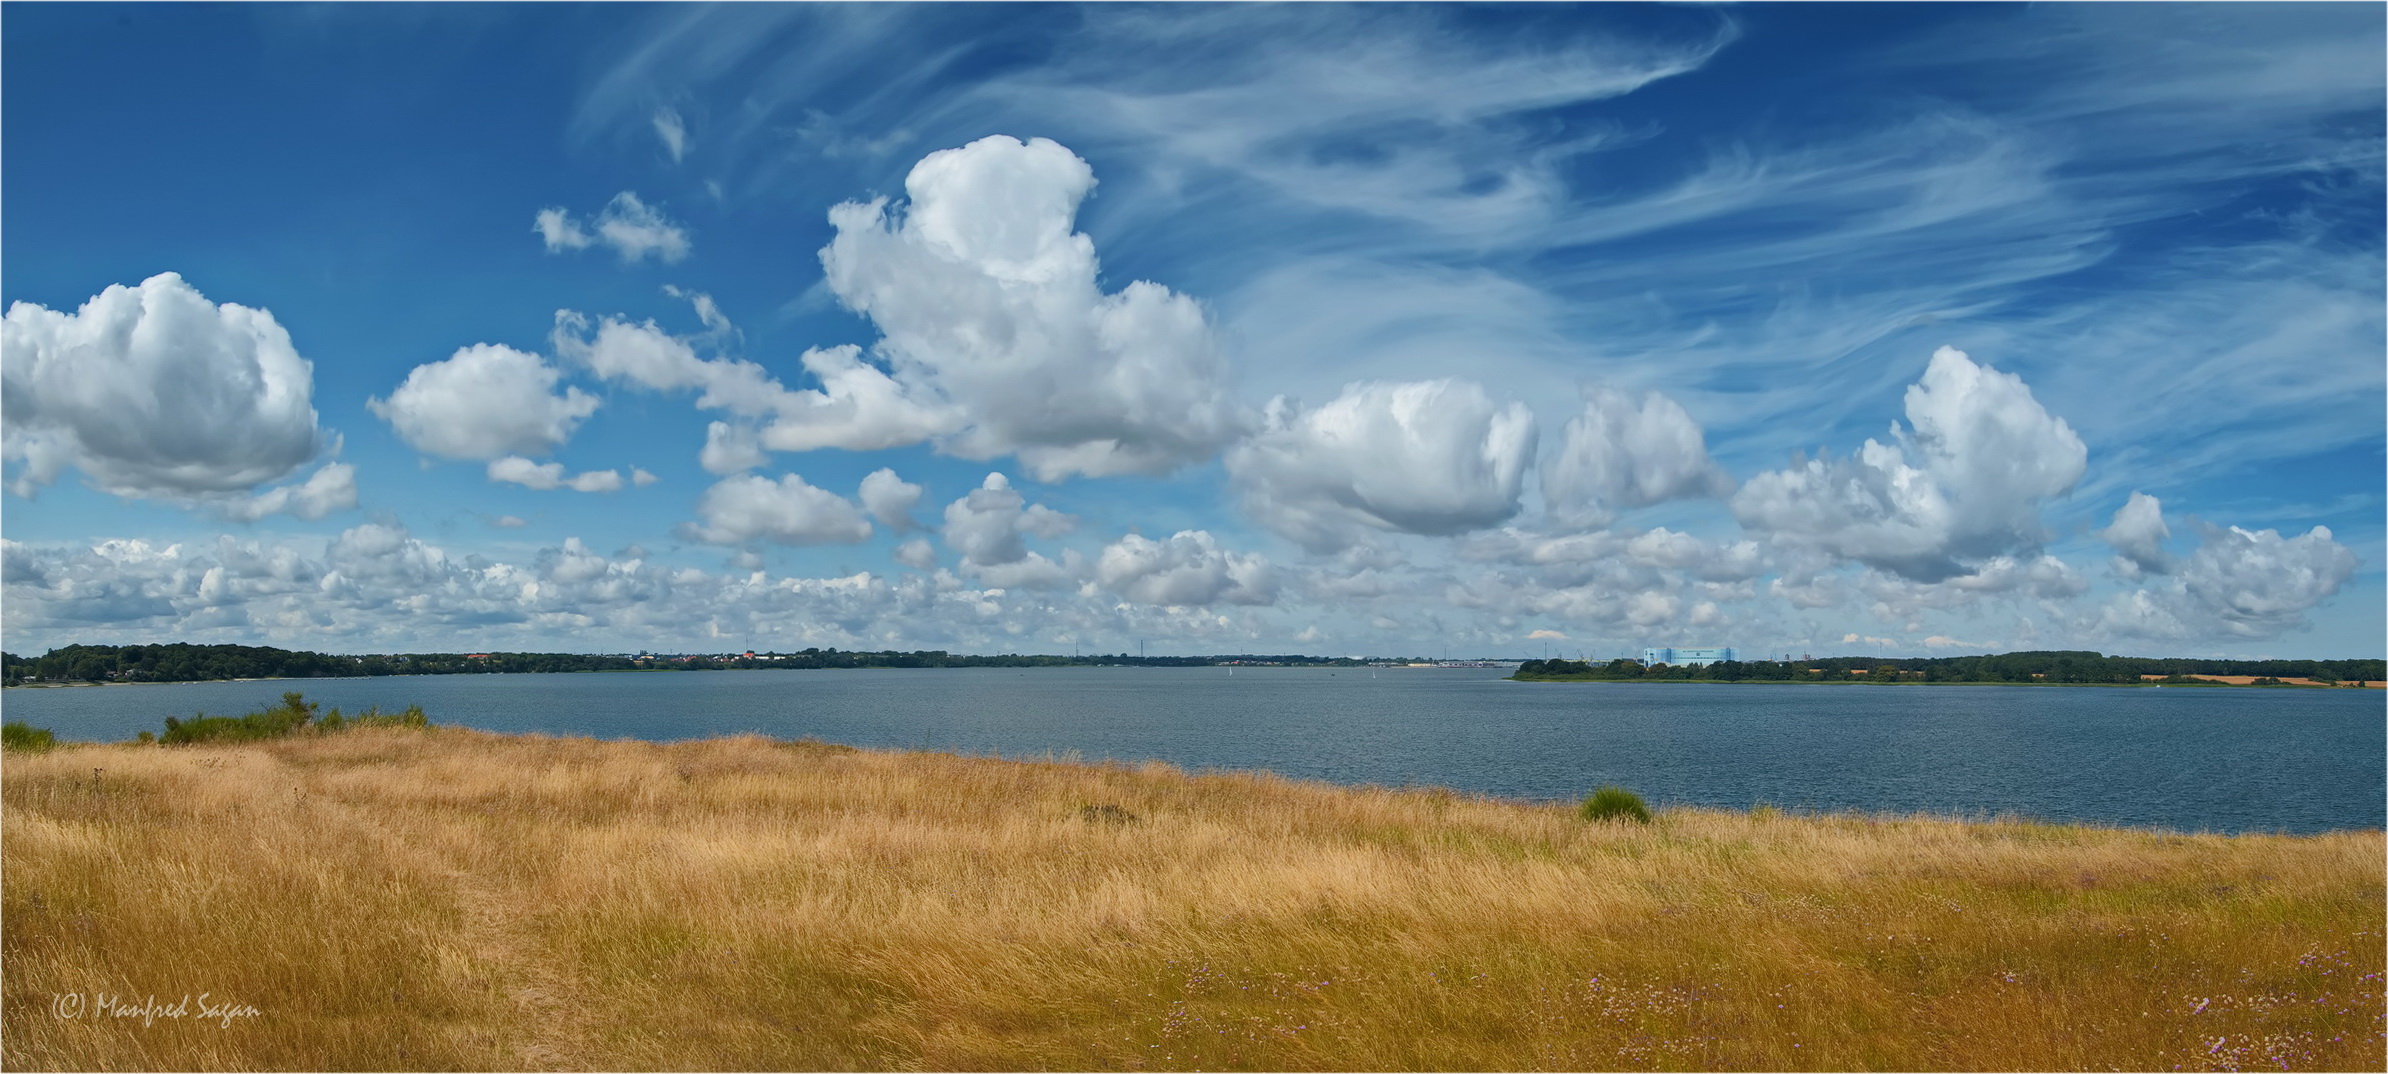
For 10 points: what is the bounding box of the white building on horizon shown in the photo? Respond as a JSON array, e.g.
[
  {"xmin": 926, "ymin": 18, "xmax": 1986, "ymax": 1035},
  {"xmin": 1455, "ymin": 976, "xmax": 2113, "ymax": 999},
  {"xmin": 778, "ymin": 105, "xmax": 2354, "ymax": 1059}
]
[{"xmin": 1641, "ymin": 646, "xmax": 1737, "ymax": 667}]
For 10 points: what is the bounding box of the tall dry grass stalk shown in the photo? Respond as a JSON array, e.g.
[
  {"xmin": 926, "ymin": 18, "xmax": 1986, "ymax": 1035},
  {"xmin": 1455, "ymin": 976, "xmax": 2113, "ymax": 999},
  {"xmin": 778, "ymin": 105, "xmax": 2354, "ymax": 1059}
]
[{"xmin": 4, "ymin": 728, "xmax": 2380, "ymax": 1071}]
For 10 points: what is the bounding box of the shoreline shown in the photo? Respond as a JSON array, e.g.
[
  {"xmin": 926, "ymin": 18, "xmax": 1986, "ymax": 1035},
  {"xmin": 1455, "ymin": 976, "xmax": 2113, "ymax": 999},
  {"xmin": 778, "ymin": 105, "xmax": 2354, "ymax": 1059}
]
[
  {"xmin": 4, "ymin": 675, "xmax": 301, "ymax": 688},
  {"xmin": 1510, "ymin": 675, "xmax": 2383, "ymax": 689},
  {"xmin": 9, "ymin": 719, "xmax": 2381, "ymax": 836},
  {"xmin": 14, "ymin": 666, "xmax": 2380, "ymax": 689},
  {"xmin": 11, "ymin": 725, "xmax": 2379, "ymax": 838}
]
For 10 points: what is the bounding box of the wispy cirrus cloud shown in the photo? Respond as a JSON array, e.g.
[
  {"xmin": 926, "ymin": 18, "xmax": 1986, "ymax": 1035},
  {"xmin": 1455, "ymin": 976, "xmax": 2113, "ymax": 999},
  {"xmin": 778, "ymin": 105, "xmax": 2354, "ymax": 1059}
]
[
  {"xmin": 514, "ymin": 1, "xmax": 2384, "ymax": 656},
  {"xmin": 12, "ymin": 5, "xmax": 2372, "ymax": 660}
]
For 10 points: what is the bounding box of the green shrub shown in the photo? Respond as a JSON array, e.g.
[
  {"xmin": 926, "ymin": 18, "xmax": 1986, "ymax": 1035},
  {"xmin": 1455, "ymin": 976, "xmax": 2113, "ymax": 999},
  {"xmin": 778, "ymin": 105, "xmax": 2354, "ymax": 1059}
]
[
  {"xmin": 2, "ymin": 721, "xmax": 57, "ymax": 753},
  {"xmin": 158, "ymin": 692, "xmax": 428, "ymax": 745},
  {"xmin": 162, "ymin": 691, "xmax": 316, "ymax": 745},
  {"xmin": 318, "ymin": 703, "xmax": 428, "ymax": 732},
  {"xmin": 1579, "ymin": 784, "xmax": 1652, "ymax": 824}
]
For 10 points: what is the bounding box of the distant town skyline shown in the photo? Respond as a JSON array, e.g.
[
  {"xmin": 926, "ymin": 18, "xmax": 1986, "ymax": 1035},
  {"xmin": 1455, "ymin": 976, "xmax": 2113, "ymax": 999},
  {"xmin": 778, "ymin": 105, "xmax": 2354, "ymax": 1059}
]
[{"xmin": 3, "ymin": 3, "xmax": 2380, "ymax": 659}]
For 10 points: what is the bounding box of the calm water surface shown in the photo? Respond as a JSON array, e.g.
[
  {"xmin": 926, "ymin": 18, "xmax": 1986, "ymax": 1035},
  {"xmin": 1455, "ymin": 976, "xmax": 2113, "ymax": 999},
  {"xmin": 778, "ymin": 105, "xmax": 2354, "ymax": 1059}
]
[{"xmin": 7, "ymin": 667, "xmax": 2381, "ymax": 834}]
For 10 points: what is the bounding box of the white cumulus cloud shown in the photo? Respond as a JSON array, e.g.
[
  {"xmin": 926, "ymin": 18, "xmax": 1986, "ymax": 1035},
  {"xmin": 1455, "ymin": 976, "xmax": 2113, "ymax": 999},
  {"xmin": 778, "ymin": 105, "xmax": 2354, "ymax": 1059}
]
[
  {"xmin": 699, "ymin": 421, "xmax": 768, "ymax": 475},
  {"xmin": 534, "ymin": 192, "xmax": 691, "ymax": 263},
  {"xmin": 555, "ymin": 316, "xmax": 958, "ymax": 456},
  {"xmin": 2100, "ymin": 491, "xmax": 2175, "ymax": 578},
  {"xmin": 1621, "ymin": 528, "xmax": 1767, "ymax": 581},
  {"xmin": 942, "ymin": 472, "xmax": 1074, "ymax": 566},
  {"xmin": 2102, "ymin": 522, "xmax": 2358, "ymax": 640},
  {"xmin": 486, "ymin": 456, "xmax": 626, "ymax": 493},
  {"xmin": 0, "ymin": 524, "xmax": 1173, "ymax": 656},
  {"xmin": 559, "ymin": 138, "xmax": 1247, "ymax": 483},
  {"xmin": 685, "ymin": 472, "xmax": 873, "ymax": 546},
  {"xmin": 3, "ymin": 272, "xmax": 326, "ymax": 499},
  {"xmin": 893, "ymin": 537, "xmax": 938, "ymax": 570},
  {"xmin": 757, "ymin": 344, "xmax": 962, "ymax": 452},
  {"xmin": 222, "ymin": 462, "xmax": 359, "ymax": 522},
  {"xmin": 553, "ymin": 310, "xmax": 713, "ymax": 390},
  {"xmin": 820, "ymin": 135, "xmax": 1242, "ymax": 480},
  {"xmin": 939, "ymin": 472, "xmax": 1080, "ymax": 588},
  {"xmin": 1856, "ymin": 554, "xmax": 2091, "ymax": 631},
  {"xmin": 1227, "ymin": 378, "xmax": 1537, "ymax": 550},
  {"xmin": 1731, "ymin": 346, "xmax": 2086, "ymax": 581},
  {"xmin": 857, "ymin": 467, "xmax": 924, "ymax": 531},
  {"xmin": 1096, "ymin": 530, "xmax": 1277, "ymax": 606},
  {"xmin": 1541, "ymin": 386, "xmax": 1729, "ymax": 526},
  {"xmin": 1447, "ymin": 524, "xmax": 1767, "ymax": 641},
  {"xmin": 368, "ymin": 344, "xmax": 600, "ymax": 461}
]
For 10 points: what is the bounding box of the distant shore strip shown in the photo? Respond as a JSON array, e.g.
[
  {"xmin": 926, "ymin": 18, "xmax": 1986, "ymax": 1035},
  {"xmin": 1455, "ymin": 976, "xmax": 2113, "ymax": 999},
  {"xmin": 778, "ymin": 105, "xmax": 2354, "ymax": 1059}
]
[{"xmin": 10, "ymin": 642, "xmax": 2383, "ymax": 688}]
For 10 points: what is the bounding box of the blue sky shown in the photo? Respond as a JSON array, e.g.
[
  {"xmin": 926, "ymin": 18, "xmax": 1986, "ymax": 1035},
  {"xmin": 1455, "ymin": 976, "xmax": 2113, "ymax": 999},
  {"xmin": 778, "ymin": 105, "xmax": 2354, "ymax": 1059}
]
[{"xmin": 4, "ymin": 2, "xmax": 2381, "ymax": 660}]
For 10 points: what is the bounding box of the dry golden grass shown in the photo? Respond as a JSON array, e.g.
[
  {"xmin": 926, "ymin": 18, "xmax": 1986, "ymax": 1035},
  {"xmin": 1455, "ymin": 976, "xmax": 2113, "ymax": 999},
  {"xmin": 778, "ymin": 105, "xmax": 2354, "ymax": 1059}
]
[
  {"xmin": 2157, "ymin": 675, "xmax": 2384, "ymax": 688},
  {"xmin": 4, "ymin": 727, "xmax": 2380, "ymax": 1071}
]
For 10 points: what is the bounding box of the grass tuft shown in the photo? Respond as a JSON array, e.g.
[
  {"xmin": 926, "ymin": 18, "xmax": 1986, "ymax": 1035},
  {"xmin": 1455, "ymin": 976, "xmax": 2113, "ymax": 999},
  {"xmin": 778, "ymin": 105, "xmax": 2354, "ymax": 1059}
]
[
  {"xmin": 1, "ymin": 722, "xmax": 56, "ymax": 753},
  {"xmin": 1079, "ymin": 802, "xmax": 1141, "ymax": 825},
  {"xmin": 1579, "ymin": 783, "xmax": 1653, "ymax": 824}
]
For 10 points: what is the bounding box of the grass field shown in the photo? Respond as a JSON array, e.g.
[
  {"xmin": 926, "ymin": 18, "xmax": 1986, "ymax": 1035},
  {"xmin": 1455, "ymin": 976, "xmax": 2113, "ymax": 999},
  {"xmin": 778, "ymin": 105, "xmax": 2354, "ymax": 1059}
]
[{"xmin": 4, "ymin": 727, "xmax": 2380, "ymax": 1071}]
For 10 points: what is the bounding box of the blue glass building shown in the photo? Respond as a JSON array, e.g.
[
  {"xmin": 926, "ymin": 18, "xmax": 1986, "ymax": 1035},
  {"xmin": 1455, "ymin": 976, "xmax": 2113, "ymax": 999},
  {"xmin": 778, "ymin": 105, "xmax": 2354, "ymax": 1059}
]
[{"xmin": 1640, "ymin": 646, "xmax": 1737, "ymax": 667}]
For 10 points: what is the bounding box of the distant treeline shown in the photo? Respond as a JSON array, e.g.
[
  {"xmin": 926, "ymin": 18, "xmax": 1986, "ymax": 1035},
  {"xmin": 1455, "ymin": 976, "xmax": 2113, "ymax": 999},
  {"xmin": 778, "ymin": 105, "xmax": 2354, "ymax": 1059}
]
[
  {"xmin": 9, "ymin": 643, "xmax": 2382, "ymax": 688},
  {"xmin": 0, "ymin": 644, "xmax": 1375, "ymax": 686},
  {"xmin": 1515, "ymin": 651, "xmax": 2386, "ymax": 684}
]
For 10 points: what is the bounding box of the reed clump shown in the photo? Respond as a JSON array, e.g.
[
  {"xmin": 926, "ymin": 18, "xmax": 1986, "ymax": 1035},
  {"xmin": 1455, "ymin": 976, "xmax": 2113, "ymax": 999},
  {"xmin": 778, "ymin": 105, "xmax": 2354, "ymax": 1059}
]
[
  {"xmin": 2, "ymin": 721, "xmax": 56, "ymax": 753},
  {"xmin": 4, "ymin": 728, "xmax": 2380, "ymax": 1071},
  {"xmin": 158, "ymin": 691, "xmax": 427, "ymax": 745},
  {"xmin": 1580, "ymin": 784, "xmax": 1653, "ymax": 824}
]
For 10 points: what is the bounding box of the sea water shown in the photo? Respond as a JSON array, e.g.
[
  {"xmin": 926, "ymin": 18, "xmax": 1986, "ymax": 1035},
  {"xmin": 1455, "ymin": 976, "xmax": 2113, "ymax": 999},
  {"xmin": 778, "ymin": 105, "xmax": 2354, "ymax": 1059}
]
[{"xmin": 6, "ymin": 666, "xmax": 2380, "ymax": 834}]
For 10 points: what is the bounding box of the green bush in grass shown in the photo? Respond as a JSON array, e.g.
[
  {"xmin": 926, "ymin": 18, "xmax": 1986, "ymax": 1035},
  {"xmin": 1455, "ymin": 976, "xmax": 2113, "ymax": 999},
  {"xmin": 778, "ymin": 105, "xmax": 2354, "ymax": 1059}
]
[
  {"xmin": 3, "ymin": 721, "xmax": 57, "ymax": 752},
  {"xmin": 313, "ymin": 701, "xmax": 428, "ymax": 733},
  {"xmin": 1579, "ymin": 784, "xmax": 1652, "ymax": 824},
  {"xmin": 159, "ymin": 692, "xmax": 428, "ymax": 745}
]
